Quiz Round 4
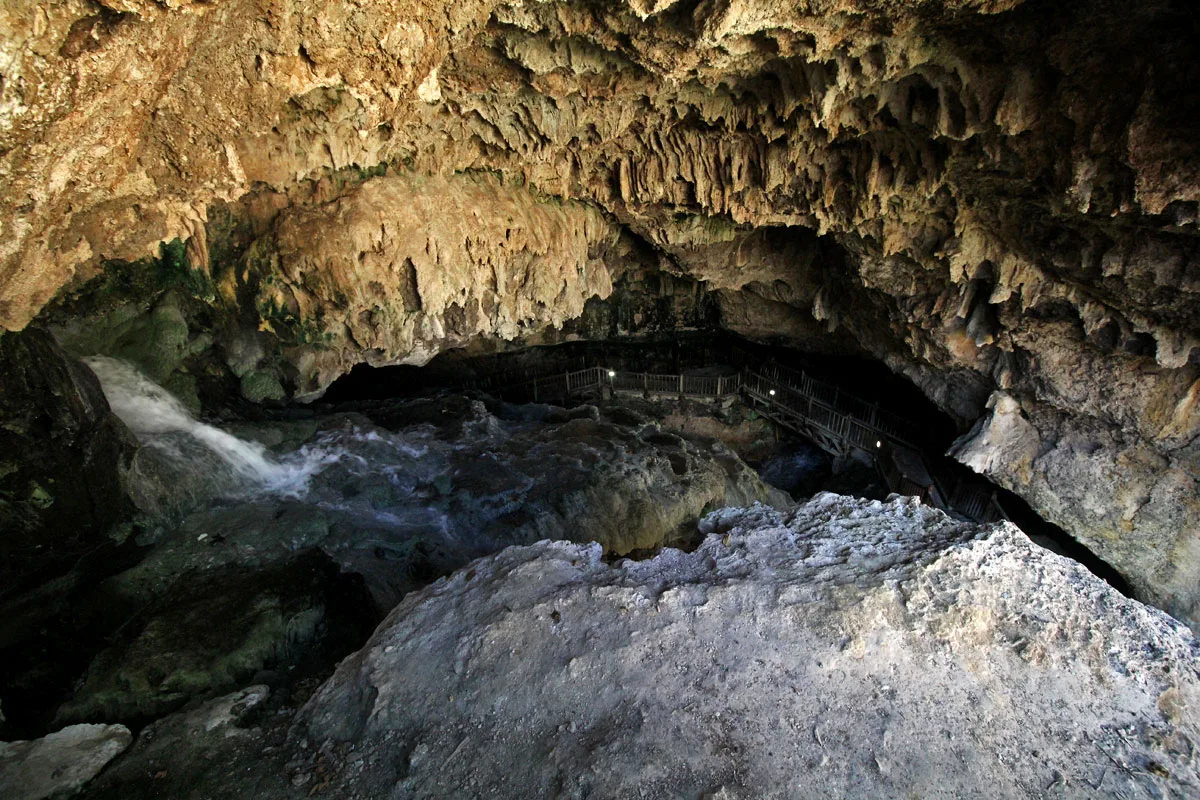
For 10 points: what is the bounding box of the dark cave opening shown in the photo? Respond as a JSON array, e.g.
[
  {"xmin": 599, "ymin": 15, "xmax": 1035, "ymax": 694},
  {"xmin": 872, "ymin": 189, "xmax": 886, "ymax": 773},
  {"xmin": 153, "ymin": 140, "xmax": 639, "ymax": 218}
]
[
  {"xmin": 321, "ymin": 332, "xmax": 1130, "ymax": 595},
  {"xmin": 322, "ymin": 331, "xmax": 957, "ymax": 448}
]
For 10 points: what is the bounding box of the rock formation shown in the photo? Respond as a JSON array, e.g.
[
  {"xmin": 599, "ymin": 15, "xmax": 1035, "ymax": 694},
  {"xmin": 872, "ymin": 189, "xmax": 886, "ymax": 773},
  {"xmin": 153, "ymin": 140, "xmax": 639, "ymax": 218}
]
[
  {"xmin": 1, "ymin": 0, "xmax": 1197, "ymax": 640},
  {"xmin": 0, "ymin": 723, "xmax": 131, "ymax": 800},
  {"xmin": 0, "ymin": 329, "xmax": 135, "ymax": 597},
  {"xmin": 19, "ymin": 391, "xmax": 782, "ymax": 731},
  {"xmin": 80, "ymin": 496, "xmax": 1200, "ymax": 799}
]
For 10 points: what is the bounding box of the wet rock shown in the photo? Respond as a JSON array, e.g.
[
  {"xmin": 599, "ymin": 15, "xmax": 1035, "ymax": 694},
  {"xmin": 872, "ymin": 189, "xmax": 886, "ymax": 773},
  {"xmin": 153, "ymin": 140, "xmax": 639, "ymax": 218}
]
[
  {"xmin": 0, "ymin": 329, "xmax": 135, "ymax": 597},
  {"xmin": 79, "ymin": 686, "xmax": 290, "ymax": 800},
  {"xmin": 32, "ymin": 394, "xmax": 777, "ymax": 734},
  {"xmin": 239, "ymin": 370, "xmax": 286, "ymax": 404},
  {"xmin": 54, "ymin": 555, "xmax": 375, "ymax": 728},
  {"xmin": 0, "ymin": 723, "xmax": 132, "ymax": 800},
  {"xmin": 106, "ymin": 397, "xmax": 784, "ymax": 612}
]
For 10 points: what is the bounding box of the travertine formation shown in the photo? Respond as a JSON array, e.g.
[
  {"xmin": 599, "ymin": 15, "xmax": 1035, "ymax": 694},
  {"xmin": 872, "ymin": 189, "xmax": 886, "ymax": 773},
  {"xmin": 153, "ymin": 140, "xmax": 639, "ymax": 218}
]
[
  {"xmin": 228, "ymin": 171, "xmax": 619, "ymax": 396},
  {"xmin": 1, "ymin": 0, "xmax": 1197, "ymax": 622}
]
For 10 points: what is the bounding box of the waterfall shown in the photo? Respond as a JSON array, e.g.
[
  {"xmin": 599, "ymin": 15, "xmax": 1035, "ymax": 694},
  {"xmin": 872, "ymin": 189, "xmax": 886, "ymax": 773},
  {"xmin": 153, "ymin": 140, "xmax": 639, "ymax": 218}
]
[{"xmin": 84, "ymin": 357, "xmax": 332, "ymax": 498}]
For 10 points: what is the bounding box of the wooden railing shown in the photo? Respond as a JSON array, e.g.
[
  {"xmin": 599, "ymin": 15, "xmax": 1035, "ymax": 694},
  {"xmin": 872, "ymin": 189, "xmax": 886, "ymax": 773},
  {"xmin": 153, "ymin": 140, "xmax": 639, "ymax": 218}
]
[
  {"xmin": 948, "ymin": 481, "xmax": 1006, "ymax": 524},
  {"xmin": 472, "ymin": 359, "xmax": 1006, "ymax": 525},
  {"xmin": 489, "ymin": 367, "xmax": 607, "ymax": 403},
  {"xmin": 609, "ymin": 371, "xmax": 741, "ymax": 398},
  {"xmin": 488, "ymin": 368, "xmax": 743, "ymax": 402},
  {"xmin": 742, "ymin": 371, "xmax": 895, "ymax": 453},
  {"xmin": 750, "ymin": 361, "xmax": 924, "ymax": 447}
]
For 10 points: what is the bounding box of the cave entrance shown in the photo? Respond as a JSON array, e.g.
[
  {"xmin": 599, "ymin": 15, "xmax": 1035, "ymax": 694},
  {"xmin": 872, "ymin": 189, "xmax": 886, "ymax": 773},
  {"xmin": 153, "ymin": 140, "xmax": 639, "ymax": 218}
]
[{"xmin": 322, "ymin": 332, "xmax": 1131, "ymax": 595}]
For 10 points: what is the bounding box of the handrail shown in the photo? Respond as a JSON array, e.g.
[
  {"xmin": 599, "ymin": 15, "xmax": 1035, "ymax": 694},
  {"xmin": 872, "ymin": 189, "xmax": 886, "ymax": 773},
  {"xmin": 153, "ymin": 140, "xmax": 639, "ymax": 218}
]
[
  {"xmin": 472, "ymin": 357, "xmax": 1005, "ymax": 525},
  {"xmin": 752, "ymin": 360, "xmax": 923, "ymax": 446},
  {"xmin": 607, "ymin": 370, "xmax": 741, "ymax": 398}
]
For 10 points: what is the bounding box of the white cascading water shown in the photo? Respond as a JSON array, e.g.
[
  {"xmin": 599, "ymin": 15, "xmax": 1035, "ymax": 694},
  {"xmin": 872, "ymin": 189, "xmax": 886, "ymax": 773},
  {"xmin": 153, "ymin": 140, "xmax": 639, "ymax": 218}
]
[{"xmin": 85, "ymin": 356, "xmax": 334, "ymax": 497}]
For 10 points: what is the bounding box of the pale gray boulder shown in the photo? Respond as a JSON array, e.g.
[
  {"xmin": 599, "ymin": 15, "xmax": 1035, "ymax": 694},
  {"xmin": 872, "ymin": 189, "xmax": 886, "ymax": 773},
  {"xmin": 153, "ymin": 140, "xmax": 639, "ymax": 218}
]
[{"xmin": 0, "ymin": 724, "xmax": 131, "ymax": 800}]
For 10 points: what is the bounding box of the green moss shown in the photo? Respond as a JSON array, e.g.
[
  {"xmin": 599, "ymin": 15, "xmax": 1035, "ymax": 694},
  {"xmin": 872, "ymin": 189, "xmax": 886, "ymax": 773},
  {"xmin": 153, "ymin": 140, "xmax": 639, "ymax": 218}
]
[
  {"xmin": 243, "ymin": 238, "xmax": 330, "ymax": 348},
  {"xmin": 47, "ymin": 238, "xmax": 218, "ymax": 374},
  {"xmin": 28, "ymin": 481, "xmax": 54, "ymax": 510},
  {"xmin": 85, "ymin": 239, "xmax": 215, "ymax": 307},
  {"xmin": 205, "ymin": 204, "xmax": 257, "ymax": 283},
  {"xmin": 255, "ymin": 294, "xmax": 334, "ymax": 349},
  {"xmin": 112, "ymin": 299, "xmax": 192, "ymax": 381},
  {"xmin": 243, "ymin": 237, "xmax": 280, "ymax": 277},
  {"xmin": 162, "ymin": 371, "xmax": 202, "ymax": 415},
  {"xmin": 55, "ymin": 564, "xmax": 330, "ymax": 725},
  {"xmin": 240, "ymin": 370, "xmax": 286, "ymax": 404}
]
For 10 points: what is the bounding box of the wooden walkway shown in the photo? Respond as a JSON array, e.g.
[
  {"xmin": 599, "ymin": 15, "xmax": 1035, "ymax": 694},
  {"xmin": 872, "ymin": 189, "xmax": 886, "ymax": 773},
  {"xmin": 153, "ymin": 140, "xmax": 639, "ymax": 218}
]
[{"xmin": 476, "ymin": 362, "xmax": 1006, "ymax": 524}]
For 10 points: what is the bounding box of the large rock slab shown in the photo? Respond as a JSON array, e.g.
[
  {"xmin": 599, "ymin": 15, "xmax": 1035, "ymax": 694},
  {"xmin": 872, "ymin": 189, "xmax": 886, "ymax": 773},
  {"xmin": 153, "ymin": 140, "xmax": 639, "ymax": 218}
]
[
  {"xmin": 952, "ymin": 391, "xmax": 1200, "ymax": 631},
  {"xmin": 0, "ymin": 723, "xmax": 131, "ymax": 800},
  {"xmin": 297, "ymin": 494, "xmax": 1200, "ymax": 798}
]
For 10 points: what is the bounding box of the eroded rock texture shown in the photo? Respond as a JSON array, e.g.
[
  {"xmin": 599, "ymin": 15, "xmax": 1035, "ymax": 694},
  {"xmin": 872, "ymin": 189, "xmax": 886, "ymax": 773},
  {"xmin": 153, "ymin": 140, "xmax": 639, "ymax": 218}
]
[
  {"xmin": 1, "ymin": 0, "xmax": 1198, "ymax": 621},
  {"xmin": 0, "ymin": 723, "xmax": 131, "ymax": 800},
  {"xmin": 291, "ymin": 496, "xmax": 1200, "ymax": 798}
]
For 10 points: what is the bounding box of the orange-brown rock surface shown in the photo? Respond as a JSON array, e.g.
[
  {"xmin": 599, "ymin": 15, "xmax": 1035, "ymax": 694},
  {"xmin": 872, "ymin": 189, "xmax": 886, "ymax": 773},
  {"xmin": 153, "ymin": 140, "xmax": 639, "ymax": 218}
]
[
  {"xmin": 233, "ymin": 171, "xmax": 618, "ymax": 396},
  {"xmin": 2, "ymin": 0, "xmax": 1198, "ymax": 623}
]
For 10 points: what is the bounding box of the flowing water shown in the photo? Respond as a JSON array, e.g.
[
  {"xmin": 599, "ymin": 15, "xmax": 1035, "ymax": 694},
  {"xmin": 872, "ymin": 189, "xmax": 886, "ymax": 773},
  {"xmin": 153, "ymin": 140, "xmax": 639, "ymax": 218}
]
[
  {"xmin": 83, "ymin": 358, "xmax": 470, "ymax": 552},
  {"xmin": 756, "ymin": 442, "xmax": 831, "ymax": 498},
  {"xmin": 85, "ymin": 357, "xmax": 340, "ymax": 499}
]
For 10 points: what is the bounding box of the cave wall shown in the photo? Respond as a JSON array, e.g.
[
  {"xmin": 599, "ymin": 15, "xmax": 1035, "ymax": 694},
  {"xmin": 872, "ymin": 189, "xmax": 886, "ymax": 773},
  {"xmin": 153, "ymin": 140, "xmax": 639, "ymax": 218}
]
[
  {"xmin": 2, "ymin": 0, "xmax": 1198, "ymax": 624},
  {"xmin": 0, "ymin": 329, "xmax": 135, "ymax": 598}
]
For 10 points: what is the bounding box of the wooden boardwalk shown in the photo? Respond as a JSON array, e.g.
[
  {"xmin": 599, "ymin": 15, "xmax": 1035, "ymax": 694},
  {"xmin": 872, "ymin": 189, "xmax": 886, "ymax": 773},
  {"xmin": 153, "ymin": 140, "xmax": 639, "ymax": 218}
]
[{"xmin": 476, "ymin": 361, "xmax": 1006, "ymax": 524}]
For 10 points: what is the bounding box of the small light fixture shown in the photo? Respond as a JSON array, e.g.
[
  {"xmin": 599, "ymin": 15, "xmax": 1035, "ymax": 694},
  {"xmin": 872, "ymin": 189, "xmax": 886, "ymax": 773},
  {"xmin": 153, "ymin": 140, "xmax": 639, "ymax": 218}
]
[
  {"xmin": 768, "ymin": 389, "xmax": 776, "ymax": 396},
  {"xmin": 608, "ymin": 370, "xmax": 616, "ymax": 378},
  {"xmin": 876, "ymin": 440, "xmax": 882, "ymax": 448}
]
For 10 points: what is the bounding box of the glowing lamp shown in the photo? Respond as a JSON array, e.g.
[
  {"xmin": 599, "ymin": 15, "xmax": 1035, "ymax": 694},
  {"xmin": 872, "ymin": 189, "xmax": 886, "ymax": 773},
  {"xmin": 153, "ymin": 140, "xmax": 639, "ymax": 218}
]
[
  {"xmin": 608, "ymin": 370, "xmax": 616, "ymax": 378},
  {"xmin": 768, "ymin": 389, "xmax": 776, "ymax": 396},
  {"xmin": 876, "ymin": 440, "xmax": 882, "ymax": 448}
]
